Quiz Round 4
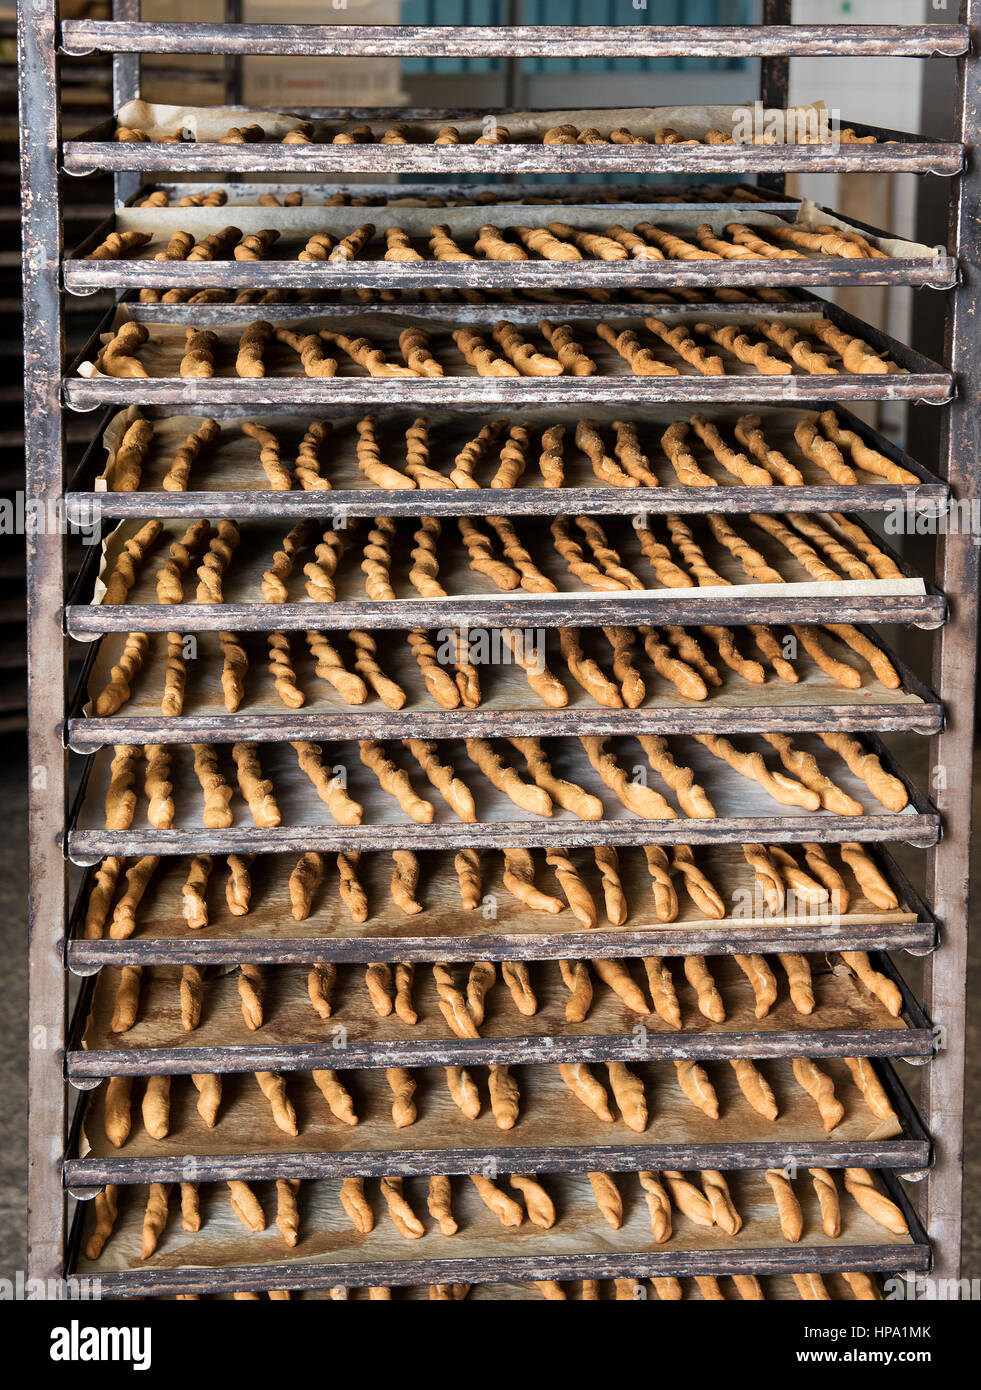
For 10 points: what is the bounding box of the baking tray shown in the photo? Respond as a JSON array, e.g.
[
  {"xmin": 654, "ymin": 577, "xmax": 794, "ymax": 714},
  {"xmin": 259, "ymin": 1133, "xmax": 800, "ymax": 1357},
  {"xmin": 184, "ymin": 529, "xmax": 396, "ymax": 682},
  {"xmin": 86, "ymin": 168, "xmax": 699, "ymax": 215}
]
[{"xmin": 65, "ymin": 731, "xmax": 940, "ymax": 865}]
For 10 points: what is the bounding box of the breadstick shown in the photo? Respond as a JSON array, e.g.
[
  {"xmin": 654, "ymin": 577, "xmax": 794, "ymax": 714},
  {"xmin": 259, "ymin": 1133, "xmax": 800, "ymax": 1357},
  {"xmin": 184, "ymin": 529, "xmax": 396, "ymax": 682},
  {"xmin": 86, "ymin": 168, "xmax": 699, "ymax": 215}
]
[
  {"xmin": 844, "ymin": 1056, "xmax": 900, "ymax": 1123},
  {"xmin": 843, "ymin": 1169, "xmax": 908, "ymax": 1234},
  {"xmin": 191, "ymin": 742, "xmax": 234, "ymax": 827},
  {"xmin": 359, "ymin": 739, "xmax": 433, "ymax": 822},
  {"xmin": 502, "ymin": 848, "xmax": 563, "ymax": 913},
  {"xmin": 352, "ymin": 415, "xmax": 414, "ymax": 490},
  {"xmin": 639, "ymin": 735, "xmax": 716, "ymax": 819},
  {"xmin": 105, "ymin": 744, "xmax": 141, "ymax": 829},
  {"xmin": 840, "ymin": 949, "xmax": 903, "ymax": 1016},
  {"xmin": 511, "ymin": 1175, "xmax": 556, "ymax": 1228},
  {"xmin": 433, "ymin": 962, "xmax": 480, "ymax": 1038},
  {"xmin": 765, "ymin": 1169, "xmax": 804, "ymax": 1241},
  {"xmin": 638, "ymin": 1172, "xmax": 673, "ymax": 1243},
  {"xmin": 83, "ymin": 857, "xmax": 124, "ymax": 939},
  {"xmin": 194, "ymin": 519, "xmax": 239, "ymax": 605},
  {"xmin": 539, "ymin": 320, "xmax": 596, "ymax": 376},
  {"xmin": 588, "ymin": 958, "xmax": 646, "ymax": 1015},
  {"xmin": 488, "ymin": 1064, "xmax": 521, "ymax": 1130},
  {"xmin": 641, "ymin": 957, "xmax": 681, "ymax": 1030},
  {"xmin": 730, "ymin": 1058, "xmax": 778, "ymax": 1120},
  {"xmin": 697, "ymin": 321, "xmax": 790, "ymax": 375},
  {"xmin": 580, "ymin": 736, "xmax": 676, "ymax": 819},
  {"xmin": 806, "ymin": 318, "xmax": 895, "ymax": 375},
  {"xmin": 320, "ymin": 329, "xmax": 418, "ymax": 378},
  {"xmin": 800, "ymin": 842, "xmax": 849, "ymax": 913},
  {"xmin": 336, "ymin": 851, "xmax": 368, "ymax": 921},
  {"xmin": 227, "ymin": 1180, "xmax": 265, "ymax": 1233},
  {"xmin": 559, "ymin": 1062, "xmax": 613, "ymax": 1122},
  {"xmin": 694, "ymin": 733, "xmax": 821, "ymax": 810},
  {"xmin": 454, "ymin": 848, "xmax": 481, "ymax": 910},
  {"xmin": 226, "ymin": 854, "xmax": 253, "ymax": 918},
  {"xmin": 662, "ymin": 1171, "xmax": 715, "ymax": 1227},
  {"xmin": 141, "ymin": 1183, "xmax": 171, "ymax": 1259},
  {"xmin": 445, "ymin": 1065, "xmax": 481, "ymax": 1119},
  {"xmin": 469, "ymin": 1175, "xmax": 524, "ymax": 1227},
  {"xmin": 191, "ymin": 1073, "xmax": 221, "ymax": 1128},
  {"xmin": 597, "ymin": 320, "xmax": 678, "ymax": 376},
  {"xmin": 635, "ymin": 625, "xmax": 708, "ymax": 701},
  {"xmin": 777, "ymin": 953, "xmax": 815, "ymax": 1014},
  {"xmin": 793, "ymin": 1057, "xmax": 844, "ymax": 1131},
  {"xmin": 843, "ymin": 1272, "xmax": 881, "ymax": 1300},
  {"xmin": 643, "ymin": 317, "xmax": 724, "ymax": 375},
  {"xmin": 180, "ymin": 963, "xmax": 204, "ymax": 1031},
  {"xmin": 110, "ymin": 854, "xmax": 159, "ymax": 938},
  {"xmin": 558, "ymin": 627, "xmax": 622, "ymax": 707},
  {"xmin": 500, "ymin": 960, "xmax": 537, "ymax": 1016},
  {"xmin": 818, "ymin": 732, "xmax": 908, "ymax": 812},
  {"xmin": 734, "ymin": 413, "xmax": 804, "ymax": 485},
  {"xmin": 641, "ymin": 846, "xmax": 680, "ymax": 923},
  {"xmin": 141, "ymin": 1074, "xmax": 170, "ymax": 1140},
  {"xmin": 500, "ymin": 628, "xmax": 568, "ymax": 707},
  {"xmin": 386, "ymin": 1067, "xmax": 418, "ymax": 1128},
  {"xmin": 231, "ymin": 742, "xmax": 280, "ymax": 828},
  {"xmin": 404, "ymin": 745, "xmax": 478, "ymax": 823},
  {"xmin": 816, "ymin": 410, "xmax": 917, "ymax": 483},
  {"xmin": 361, "ymin": 516, "xmax": 396, "ymax": 600},
  {"xmin": 405, "ymin": 629, "xmax": 459, "ymax": 709},
  {"xmin": 804, "ymin": 1169, "xmax": 842, "ymax": 1238},
  {"xmin": 349, "ymin": 630, "xmax": 406, "ymax": 709},
  {"xmin": 399, "ymin": 330, "xmax": 443, "ymax": 380},
  {"xmin": 761, "ymin": 733, "xmax": 863, "ymax": 817},
  {"xmin": 465, "ymin": 737, "xmax": 551, "ymax": 815},
  {"xmin": 838, "ymin": 844, "xmax": 898, "ymax": 911},
  {"xmin": 255, "ymin": 1071, "xmax": 298, "ymax": 1135},
  {"xmin": 85, "ymin": 1185, "xmax": 119, "ymax": 1258},
  {"xmin": 95, "ymin": 630, "xmax": 148, "ymax": 716},
  {"xmin": 449, "ymin": 417, "xmax": 509, "ymax": 488},
  {"xmin": 103, "ymin": 520, "xmax": 162, "ymax": 605},
  {"xmin": 428, "ymin": 1176, "xmax": 458, "ymax": 1235},
  {"xmin": 391, "ymin": 851, "xmax": 423, "ymax": 915},
  {"xmin": 304, "ymin": 630, "xmax": 365, "ymax": 705},
  {"xmin": 606, "ymin": 1061, "xmax": 647, "ymax": 1132},
  {"xmin": 592, "ymin": 845, "xmax": 627, "ymax": 925},
  {"xmin": 292, "ymin": 741, "xmax": 363, "ymax": 824},
  {"xmin": 104, "ymin": 1076, "xmax": 133, "ymax": 1147},
  {"xmin": 97, "ymin": 321, "xmax": 149, "ymax": 379},
  {"xmin": 549, "ymin": 513, "xmax": 625, "ymax": 591},
  {"xmin": 821, "ymin": 623, "xmax": 900, "ymax": 689},
  {"xmin": 587, "ymin": 1172, "xmax": 622, "ymax": 1229},
  {"xmin": 365, "ymin": 962, "xmax": 393, "ymax": 1017},
  {"xmin": 766, "ymin": 845, "xmax": 831, "ymax": 904},
  {"xmin": 307, "ymin": 963, "xmax": 336, "ymax": 1020},
  {"xmin": 559, "ymin": 960, "xmax": 593, "ymax": 1023},
  {"xmin": 674, "ymin": 1059, "xmax": 719, "ymax": 1118},
  {"xmin": 487, "ymin": 515, "xmax": 556, "ymax": 592},
  {"xmin": 701, "ymin": 1170, "xmax": 742, "ymax": 1235},
  {"xmin": 338, "ymin": 1177, "xmax": 374, "ymax": 1235},
  {"xmin": 683, "ymin": 955, "xmax": 725, "ymax": 1022},
  {"xmin": 734, "ymin": 953, "xmax": 778, "ymax": 1019}
]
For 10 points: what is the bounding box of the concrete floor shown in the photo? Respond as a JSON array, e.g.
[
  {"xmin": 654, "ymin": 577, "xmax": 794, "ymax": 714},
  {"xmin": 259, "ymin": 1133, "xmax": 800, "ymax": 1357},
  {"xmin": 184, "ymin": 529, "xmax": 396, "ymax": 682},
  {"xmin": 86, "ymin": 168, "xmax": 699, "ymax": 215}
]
[{"xmin": 0, "ymin": 729, "xmax": 978, "ymax": 1283}]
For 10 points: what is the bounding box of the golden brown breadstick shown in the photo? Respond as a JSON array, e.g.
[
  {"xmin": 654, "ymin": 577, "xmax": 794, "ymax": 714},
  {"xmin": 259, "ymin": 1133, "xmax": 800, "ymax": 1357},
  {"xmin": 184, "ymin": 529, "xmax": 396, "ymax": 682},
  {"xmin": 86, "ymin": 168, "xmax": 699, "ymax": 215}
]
[
  {"xmin": 226, "ymin": 855, "xmax": 252, "ymax": 917},
  {"xmin": 141, "ymin": 1183, "xmax": 171, "ymax": 1259},
  {"xmin": 793, "ymin": 1057, "xmax": 844, "ymax": 1131},
  {"xmin": 674, "ymin": 1059, "xmax": 719, "ymax": 1118},
  {"xmin": 104, "ymin": 1076, "xmax": 133, "ymax": 1147},
  {"xmin": 191, "ymin": 1073, "xmax": 221, "ymax": 1128},
  {"xmin": 840, "ymin": 949, "xmax": 903, "ymax": 1016},
  {"xmin": 778, "ymin": 953, "xmax": 815, "ymax": 1015},
  {"xmin": 606, "ymin": 1061, "xmax": 648, "ymax": 1132},
  {"xmin": 311, "ymin": 1068, "xmax": 357, "ymax": 1126},
  {"xmin": 109, "ymin": 853, "xmax": 159, "ymax": 938},
  {"xmin": 86, "ymin": 1184, "xmax": 119, "ymax": 1258},
  {"xmin": 580, "ymin": 736, "xmax": 676, "ymax": 819},
  {"xmin": 292, "ymin": 741, "xmax": 363, "ymax": 825},
  {"xmin": 427, "ymin": 1176, "xmax": 458, "ymax": 1236},
  {"xmin": 730, "ymin": 1058, "xmax": 779, "ymax": 1120},
  {"xmin": 83, "ymin": 856, "xmax": 124, "ymax": 939},
  {"xmin": 838, "ymin": 844, "xmax": 898, "ymax": 911},
  {"xmin": 190, "ymin": 742, "xmax": 233, "ymax": 827},
  {"xmin": 694, "ymin": 733, "xmax": 821, "ymax": 810},
  {"xmin": 641, "ymin": 846, "xmax": 680, "ymax": 923},
  {"xmin": 110, "ymin": 964, "xmax": 142, "ymax": 1032},
  {"xmin": 501, "ymin": 961, "xmax": 537, "ymax": 1015},
  {"xmin": 386, "ymin": 1067, "xmax": 418, "ymax": 1128},
  {"xmin": 237, "ymin": 961, "xmax": 262, "ymax": 1027},
  {"xmin": 433, "ymin": 962, "xmax": 480, "ymax": 1038},
  {"xmin": 255, "ymin": 1071, "xmax": 298, "ymax": 1135},
  {"xmin": 454, "ymin": 848, "xmax": 481, "ymax": 910},
  {"xmin": 339, "ymin": 1177, "xmax": 374, "ymax": 1234},
  {"xmin": 469, "ymin": 1175, "xmax": 524, "ymax": 1227},
  {"xmin": 591, "ymin": 958, "xmax": 648, "ymax": 1014},
  {"xmin": 762, "ymin": 733, "xmax": 863, "ymax": 816},
  {"xmin": 231, "ymin": 742, "xmax": 280, "ymax": 828},
  {"xmin": 559, "ymin": 960, "xmax": 593, "ymax": 1024},
  {"xmin": 765, "ymin": 1169, "xmax": 804, "ymax": 1242},
  {"xmin": 559, "ymin": 1062, "xmax": 613, "ymax": 1122},
  {"xmin": 734, "ymin": 953, "xmax": 778, "ymax": 1018},
  {"xmin": 359, "ymin": 739, "xmax": 433, "ymax": 823},
  {"xmin": 487, "ymin": 1064, "xmax": 520, "ymax": 1131},
  {"xmin": 306, "ymin": 963, "xmax": 336, "ymax": 1020},
  {"xmin": 843, "ymin": 1168, "xmax": 908, "ymax": 1233},
  {"xmin": 593, "ymin": 845, "xmax": 628, "ymax": 925},
  {"xmin": 684, "ymin": 955, "xmax": 726, "ymax": 1022},
  {"xmin": 501, "ymin": 848, "xmax": 563, "ymax": 913},
  {"xmin": 390, "ymin": 852, "xmax": 422, "ymax": 916},
  {"xmin": 818, "ymin": 732, "xmax": 908, "ymax": 812}
]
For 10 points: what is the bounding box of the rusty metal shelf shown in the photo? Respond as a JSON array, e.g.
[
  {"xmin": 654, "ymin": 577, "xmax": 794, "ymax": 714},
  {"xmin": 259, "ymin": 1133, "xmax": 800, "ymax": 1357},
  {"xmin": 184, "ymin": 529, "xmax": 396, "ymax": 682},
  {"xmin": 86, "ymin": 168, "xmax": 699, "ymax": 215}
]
[
  {"xmin": 58, "ymin": 22, "xmax": 970, "ymax": 61},
  {"xmin": 64, "ymin": 1168, "xmax": 931, "ymax": 1297}
]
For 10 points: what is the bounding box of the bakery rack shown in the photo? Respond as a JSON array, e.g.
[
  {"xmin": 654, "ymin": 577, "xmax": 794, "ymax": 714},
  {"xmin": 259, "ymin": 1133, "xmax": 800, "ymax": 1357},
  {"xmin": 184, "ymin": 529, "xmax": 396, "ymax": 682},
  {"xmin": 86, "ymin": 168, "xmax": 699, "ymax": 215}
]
[{"xmin": 20, "ymin": 2, "xmax": 978, "ymax": 1299}]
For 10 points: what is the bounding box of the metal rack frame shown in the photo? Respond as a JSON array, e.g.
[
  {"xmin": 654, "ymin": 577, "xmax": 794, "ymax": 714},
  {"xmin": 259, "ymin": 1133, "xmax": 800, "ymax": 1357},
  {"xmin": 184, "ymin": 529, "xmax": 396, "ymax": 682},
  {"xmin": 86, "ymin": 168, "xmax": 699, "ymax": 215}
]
[{"xmin": 20, "ymin": 0, "xmax": 979, "ymax": 1295}]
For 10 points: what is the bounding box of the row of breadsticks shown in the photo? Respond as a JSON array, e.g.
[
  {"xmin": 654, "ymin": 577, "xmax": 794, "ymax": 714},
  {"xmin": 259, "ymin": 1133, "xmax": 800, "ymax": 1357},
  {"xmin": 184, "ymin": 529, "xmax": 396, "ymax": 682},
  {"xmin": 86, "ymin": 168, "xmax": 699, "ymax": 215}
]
[
  {"xmin": 106, "ymin": 409, "xmax": 915, "ymax": 491},
  {"xmin": 95, "ymin": 313, "xmax": 897, "ymax": 379}
]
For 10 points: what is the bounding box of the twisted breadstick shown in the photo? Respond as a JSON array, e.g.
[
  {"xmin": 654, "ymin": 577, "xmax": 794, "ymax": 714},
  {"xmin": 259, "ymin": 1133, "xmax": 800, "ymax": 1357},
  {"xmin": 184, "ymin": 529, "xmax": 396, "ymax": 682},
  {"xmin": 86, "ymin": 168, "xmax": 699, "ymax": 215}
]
[
  {"xmin": 641, "ymin": 846, "xmax": 680, "ymax": 923},
  {"xmin": 492, "ymin": 320, "xmax": 563, "ymax": 377},
  {"xmin": 105, "ymin": 744, "xmax": 141, "ymax": 829},
  {"xmin": 454, "ymin": 848, "xmax": 481, "ymax": 910},
  {"xmin": 433, "ymin": 962, "xmax": 480, "ymax": 1038},
  {"xmin": 110, "ymin": 964, "xmax": 142, "ymax": 1032},
  {"xmin": 409, "ymin": 516, "xmax": 446, "ymax": 596},
  {"xmin": 488, "ymin": 1064, "xmax": 520, "ymax": 1130},
  {"xmin": 560, "ymin": 960, "xmax": 593, "ymax": 1023},
  {"xmin": 730, "ymin": 1058, "xmax": 779, "ymax": 1120},
  {"xmin": 305, "ymin": 630, "xmax": 366, "ymax": 704},
  {"xmin": 845, "ymin": 1057, "xmax": 898, "ymax": 1124},
  {"xmin": 644, "ymin": 317, "xmax": 724, "ymax": 375},
  {"xmin": 733, "ymin": 953, "xmax": 778, "ymax": 1018},
  {"xmin": 466, "ymin": 737, "xmax": 551, "ymax": 815},
  {"xmin": 843, "ymin": 1169, "xmax": 908, "ymax": 1234},
  {"xmin": 83, "ymin": 856, "xmax": 123, "ymax": 940},
  {"xmin": 231, "ymin": 742, "xmax": 280, "ymax": 828},
  {"xmin": 539, "ymin": 321, "xmax": 596, "ymax": 376},
  {"xmin": 761, "ymin": 733, "xmax": 863, "ymax": 817},
  {"xmin": 96, "ymin": 632, "xmax": 148, "ymax": 715},
  {"xmin": 267, "ymin": 631, "xmax": 304, "ymax": 709},
  {"xmin": 638, "ymin": 734, "xmax": 716, "ymax": 819},
  {"xmin": 502, "ymin": 848, "xmax": 563, "ymax": 913},
  {"xmin": 597, "ymin": 320, "xmax": 679, "ymax": 376},
  {"xmin": 764, "ymin": 1169, "xmax": 804, "ymax": 1242},
  {"xmin": 292, "ymin": 741, "xmax": 363, "ymax": 824},
  {"xmin": 445, "ymin": 1065, "xmax": 481, "ymax": 1118},
  {"xmin": 110, "ymin": 853, "xmax": 159, "ymax": 939},
  {"xmin": 350, "ymin": 629, "xmax": 407, "ymax": 709},
  {"xmin": 695, "ymin": 733, "xmax": 821, "ymax": 810},
  {"xmin": 778, "ymin": 953, "xmax": 815, "ymax": 1014},
  {"xmin": 501, "ymin": 961, "xmax": 537, "ymax": 1015},
  {"xmin": 818, "ymin": 733, "xmax": 908, "ymax": 811},
  {"xmin": 103, "ymin": 520, "xmax": 163, "ymax": 605},
  {"xmin": 559, "ymin": 1062, "xmax": 613, "ymax": 1122},
  {"xmin": 840, "ymin": 949, "xmax": 903, "ymax": 1016},
  {"xmin": 793, "ymin": 1057, "xmax": 844, "ymax": 1131},
  {"xmin": 580, "ymin": 736, "xmax": 676, "ymax": 819},
  {"xmin": 194, "ymin": 520, "xmax": 239, "ymax": 605},
  {"xmin": 403, "ymin": 739, "xmax": 476, "ymax": 821}
]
